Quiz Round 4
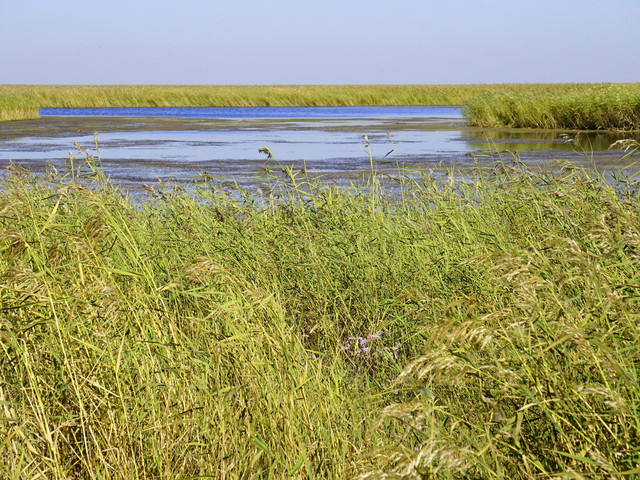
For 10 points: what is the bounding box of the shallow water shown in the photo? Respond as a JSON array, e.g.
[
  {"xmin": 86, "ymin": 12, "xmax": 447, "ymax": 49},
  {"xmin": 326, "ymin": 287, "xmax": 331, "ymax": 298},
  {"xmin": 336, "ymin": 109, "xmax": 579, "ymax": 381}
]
[{"xmin": 0, "ymin": 106, "xmax": 637, "ymax": 191}]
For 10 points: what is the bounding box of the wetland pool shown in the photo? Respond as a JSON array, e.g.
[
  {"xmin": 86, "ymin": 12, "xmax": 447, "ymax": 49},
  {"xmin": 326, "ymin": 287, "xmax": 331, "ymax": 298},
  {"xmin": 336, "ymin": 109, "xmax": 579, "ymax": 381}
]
[{"xmin": 0, "ymin": 106, "xmax": 637, "ymax": 191}]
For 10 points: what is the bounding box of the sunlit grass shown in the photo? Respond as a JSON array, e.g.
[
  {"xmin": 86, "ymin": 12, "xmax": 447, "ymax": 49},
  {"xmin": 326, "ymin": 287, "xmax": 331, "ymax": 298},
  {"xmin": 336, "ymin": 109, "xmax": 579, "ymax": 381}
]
[
  {"xmin": 1, "ymin": 147, "xmax": 639, "ymax": 478},
  {"xmin": 0, "ymin": 84, "xmax": 469, "ymax": 121},
  {"xmin": 1, "ymin": 83, "xmax": 633, "ymax": 122},
  {"xmin": 465, "ymin": 83, "xmax": 640, "ymax": 131},
  {"xmin": 3, "ymin": 83, "xmax": 639, "ymax": 130}
]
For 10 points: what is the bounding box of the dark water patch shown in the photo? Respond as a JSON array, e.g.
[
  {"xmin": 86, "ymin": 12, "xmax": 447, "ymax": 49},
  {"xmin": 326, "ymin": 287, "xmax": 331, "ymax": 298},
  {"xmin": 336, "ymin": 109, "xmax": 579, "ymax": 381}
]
[{"xmin": 463, "ymin": 129, "xmax": 639, "ymax": 152}]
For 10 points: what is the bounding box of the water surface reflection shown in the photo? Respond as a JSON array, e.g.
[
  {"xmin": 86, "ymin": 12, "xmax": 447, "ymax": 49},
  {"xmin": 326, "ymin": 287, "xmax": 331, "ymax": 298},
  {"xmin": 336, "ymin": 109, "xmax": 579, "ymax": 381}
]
[{"xmin": 0, "ymin": 106, "xmax": 637, "ymax": 191}]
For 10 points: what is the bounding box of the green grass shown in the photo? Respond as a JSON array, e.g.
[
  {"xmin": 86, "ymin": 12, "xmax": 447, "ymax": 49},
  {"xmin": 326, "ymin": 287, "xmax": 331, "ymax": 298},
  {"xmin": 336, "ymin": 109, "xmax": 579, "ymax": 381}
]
[
  {"xmin": 0, "ymin": 84, "xmax": 481, "ymax": 121},
  {"xmin": 1, "ymin": 148, "xmax": 640, "ymax": 478},
  {"xmin": 465, "ymin": 83, "xmax": 640, "ymax": 131},
  {"xmin": 0, "ymin": 83, "xmax": 634, "ymax": 124},
  {"xmin": 3, "ymin": 83, "xmax": 639, "ymax": 130}
]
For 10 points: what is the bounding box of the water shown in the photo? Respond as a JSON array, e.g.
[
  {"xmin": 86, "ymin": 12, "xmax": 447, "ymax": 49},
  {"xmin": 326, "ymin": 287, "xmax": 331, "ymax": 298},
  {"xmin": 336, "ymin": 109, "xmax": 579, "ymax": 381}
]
[
  {"xmin": 39, "ymin": 105, "xmax": 463, "ymax": 120},
  {"xmin": 0, "ymin": 106, "xmax": 636, "ymax": 190}
]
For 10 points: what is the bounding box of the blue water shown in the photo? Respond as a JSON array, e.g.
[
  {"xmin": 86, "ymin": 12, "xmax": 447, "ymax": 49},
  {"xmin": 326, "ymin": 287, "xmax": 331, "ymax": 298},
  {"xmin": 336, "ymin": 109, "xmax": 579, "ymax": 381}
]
[
  {"xmin": 0, "ymin": 106, "xmax": 633, "ymax": 190},
  {"xmin": 40, "ymin": 105, "xmax": 464, "ymax": 120}
]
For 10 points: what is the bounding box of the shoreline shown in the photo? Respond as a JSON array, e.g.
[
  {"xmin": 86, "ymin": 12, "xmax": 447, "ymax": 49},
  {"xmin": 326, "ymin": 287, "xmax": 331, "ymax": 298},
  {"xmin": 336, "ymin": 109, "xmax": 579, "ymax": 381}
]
[{"xmin": 2, "ymin": 83, "xmax": 639, "ymax": 131}]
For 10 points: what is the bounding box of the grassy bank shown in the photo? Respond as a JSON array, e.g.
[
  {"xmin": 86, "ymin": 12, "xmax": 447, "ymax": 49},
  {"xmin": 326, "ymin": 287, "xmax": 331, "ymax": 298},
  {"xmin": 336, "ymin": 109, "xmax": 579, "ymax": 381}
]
[
  {"xmin": 0, "ymin": 83, "xmax": 627, "ymax": 122},
  {"xmin": 1, "ymin": 152, "xmax": 639, "ymax": 478},
  {"xmin": 0, "ymin": 84, "xmax": 476, "ymax": 121},
  {"xmin": 465, "ymin": 83, "xmax": 640, "ymax": 131},
  {"xmin": 2, "ymin": 83, "xmax": 639, "ymax": 130}
]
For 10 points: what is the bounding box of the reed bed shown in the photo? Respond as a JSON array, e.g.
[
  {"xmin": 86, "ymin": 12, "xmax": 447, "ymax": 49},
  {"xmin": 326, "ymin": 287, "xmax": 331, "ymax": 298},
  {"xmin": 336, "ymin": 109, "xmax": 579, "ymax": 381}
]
[
  {"xmin": 465, "ymin": 83, "xmax": 640, "ymax": 131},
  {"xmin": 3, "ymin": 83, "xmax": 639, "ymax": 130},
  {"xmin": 1, "ymin": 149, "xmax": 640, "ymax": 479},
  {"xmin": 0, "ymin": 83, "xmax": 620, "ymax": 122},
  {"xmin": 0, "ymin": 84, "xmax": 473, "ymax": 121}
]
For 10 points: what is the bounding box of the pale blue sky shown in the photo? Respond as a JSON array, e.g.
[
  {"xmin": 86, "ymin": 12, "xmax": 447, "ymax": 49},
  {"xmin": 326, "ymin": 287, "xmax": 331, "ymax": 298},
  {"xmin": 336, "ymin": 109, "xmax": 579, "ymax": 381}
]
[{"xmin": 1, "ymin": 0, "xmax": 639, "ymax": 84}]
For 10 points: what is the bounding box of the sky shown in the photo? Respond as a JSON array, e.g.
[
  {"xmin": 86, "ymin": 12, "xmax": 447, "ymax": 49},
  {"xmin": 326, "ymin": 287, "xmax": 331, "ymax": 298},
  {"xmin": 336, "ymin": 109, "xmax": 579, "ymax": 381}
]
[{"xmin": 1, "ymin": 0, "xmax": 639, "ymax": 85}]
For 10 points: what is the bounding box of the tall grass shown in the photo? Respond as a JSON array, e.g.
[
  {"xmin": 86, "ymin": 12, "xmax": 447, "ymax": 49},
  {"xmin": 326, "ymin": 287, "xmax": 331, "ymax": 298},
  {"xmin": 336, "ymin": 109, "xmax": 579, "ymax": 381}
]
[
  {"xmin": 1, "ymin": 148, "xmax": 639, "ymax": 478},
  {"xmin": 465, "ymin": 83, "xmax": 640, "ymax": 131},
  {"xmin": 0, "ymin": 84, "xmax": 475, "ymax": 121},
  {"xmin": 3, "ymin": 83, "xmax": 639, "ymax": 130},
  {"xmin": 0, "ymin": 83, "xmax": 629, "ymax": 122}
]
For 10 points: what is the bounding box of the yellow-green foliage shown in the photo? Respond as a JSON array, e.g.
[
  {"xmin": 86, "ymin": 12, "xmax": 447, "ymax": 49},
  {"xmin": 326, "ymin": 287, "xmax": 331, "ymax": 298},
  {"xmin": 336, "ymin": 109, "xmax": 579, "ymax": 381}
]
[
  {"xmin": 1, "ymin": 154, "xmax": 639, "ymax": 478},
  {"xmin": 0, "ymin": 84, "xmax": 487, "ymax": 121},
  {"xmin": 3, "ymin": 83, "xmax": 639, "ymax": 130},
  {"xmin": 0, "ymin": 83, "xmax": 625, "ymax": 122},
  {"xmin": 465, "ymin": 83, "xmax": 640, "ymax": 131}
]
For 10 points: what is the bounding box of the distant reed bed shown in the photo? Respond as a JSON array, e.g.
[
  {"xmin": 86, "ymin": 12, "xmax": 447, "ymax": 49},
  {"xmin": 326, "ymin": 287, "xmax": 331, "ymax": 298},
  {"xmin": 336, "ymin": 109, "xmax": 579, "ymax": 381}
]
[
  {"xmin": 465, "ymin": 83, "xmax": 640, "ymax": 131},
  {"xmin": 0, "ymin": 83, "xmax": 629, "ymax": 123},
  {"xmin": 1, "ymin": 146, "xmax": 639, "ymax": 478},
  {"xmin": 0, "ymin": 84, "xmax": 471, "ymax": 121},
  {"xmin": 3, "ymin": 83, "xmax": 639, "ymax": 130}
]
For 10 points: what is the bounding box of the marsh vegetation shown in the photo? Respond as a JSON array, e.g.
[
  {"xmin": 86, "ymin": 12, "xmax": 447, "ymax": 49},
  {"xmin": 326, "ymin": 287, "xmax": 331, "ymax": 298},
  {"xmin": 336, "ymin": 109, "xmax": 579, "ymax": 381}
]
[
  {"xmin": 1, "ymin": 147, "xmax": 639, "ymax": 478},
  {"xmin": 2, "ymin": 83, "xmax": 640, "ymax": 478},
  {"xmin": 2, "ymin": 83, "xmax": 639, "ymax": 131},
  {"xmin": 465, "ymin": 83, "xmax": 640, "ymax": 131},
  {"xmin": 0, "ymin": 84, "xmax": 487, "ymax": 121}
]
